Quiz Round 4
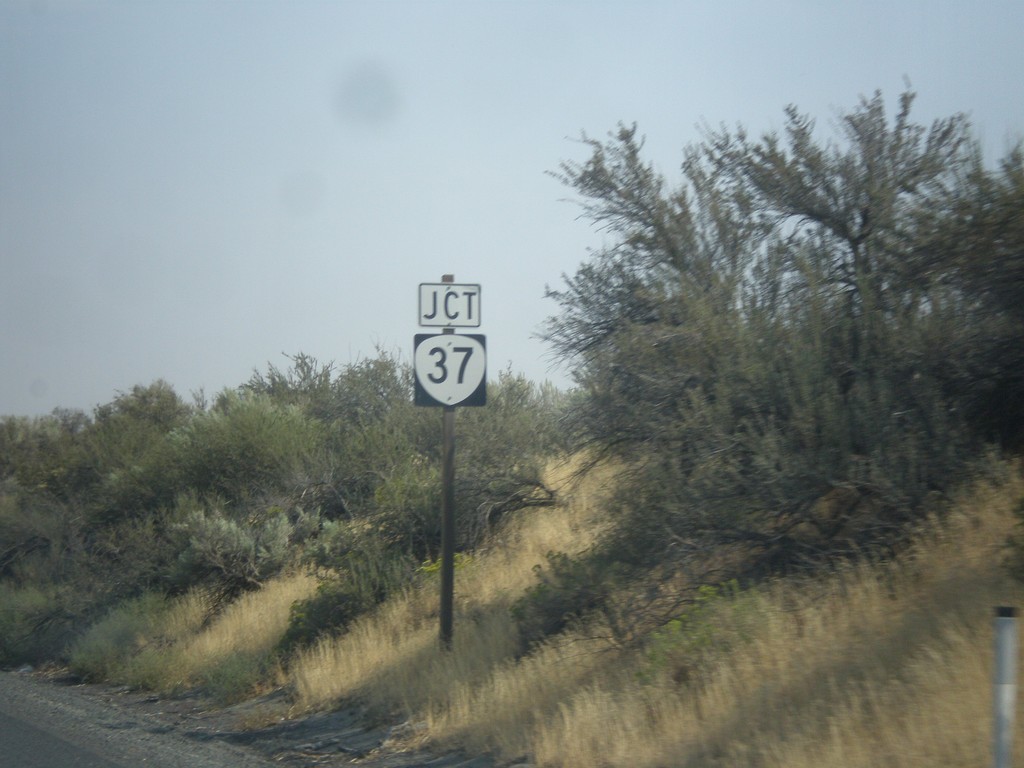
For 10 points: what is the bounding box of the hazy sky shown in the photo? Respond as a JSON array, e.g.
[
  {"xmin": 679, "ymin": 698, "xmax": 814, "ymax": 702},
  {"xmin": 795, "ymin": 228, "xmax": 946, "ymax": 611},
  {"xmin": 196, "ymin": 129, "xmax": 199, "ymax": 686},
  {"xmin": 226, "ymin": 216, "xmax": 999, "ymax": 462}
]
[{"xmin": 2, "ymin": 1, "xmax": 1023, "ymax": 417}]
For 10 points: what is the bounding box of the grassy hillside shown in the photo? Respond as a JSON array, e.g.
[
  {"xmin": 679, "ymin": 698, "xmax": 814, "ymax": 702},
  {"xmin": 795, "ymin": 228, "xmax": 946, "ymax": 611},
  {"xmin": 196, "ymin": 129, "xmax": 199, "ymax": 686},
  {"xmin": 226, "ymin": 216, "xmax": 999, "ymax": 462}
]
[
  {"xmin": 4, "ymin": 91, "xmax": 1023, "ymax": 766},
  {"xmin": 59, "ymin": 455, "xmax": 1024, "ymax": 767}
]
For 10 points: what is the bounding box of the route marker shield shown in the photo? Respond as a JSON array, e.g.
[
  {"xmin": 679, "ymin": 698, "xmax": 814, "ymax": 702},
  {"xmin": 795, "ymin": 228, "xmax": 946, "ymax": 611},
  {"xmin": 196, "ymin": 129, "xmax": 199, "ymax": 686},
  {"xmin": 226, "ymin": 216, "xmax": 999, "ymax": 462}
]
[{"xmin": 413, "ymin": 333, "xmax": 487, "ymax": 407}]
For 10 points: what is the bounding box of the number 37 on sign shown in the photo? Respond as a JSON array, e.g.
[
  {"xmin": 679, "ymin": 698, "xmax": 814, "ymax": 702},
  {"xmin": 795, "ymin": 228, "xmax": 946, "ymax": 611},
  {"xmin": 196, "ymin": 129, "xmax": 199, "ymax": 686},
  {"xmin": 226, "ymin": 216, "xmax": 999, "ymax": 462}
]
[{"xmin": 413, "ymin": 334, "xmax": 487, "ymax": 407}]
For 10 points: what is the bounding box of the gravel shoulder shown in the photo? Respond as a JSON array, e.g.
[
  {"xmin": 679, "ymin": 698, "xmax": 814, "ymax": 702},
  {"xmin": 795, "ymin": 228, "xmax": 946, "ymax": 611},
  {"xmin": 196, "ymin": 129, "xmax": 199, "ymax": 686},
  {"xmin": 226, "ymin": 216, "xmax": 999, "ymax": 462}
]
[
  {"xmin": 0, "ymin": 669, "xmax": 506, "ymax": 768},
  {"xmin": 0, "ymin": 669, "xmax": 273, "ymax": 768}
]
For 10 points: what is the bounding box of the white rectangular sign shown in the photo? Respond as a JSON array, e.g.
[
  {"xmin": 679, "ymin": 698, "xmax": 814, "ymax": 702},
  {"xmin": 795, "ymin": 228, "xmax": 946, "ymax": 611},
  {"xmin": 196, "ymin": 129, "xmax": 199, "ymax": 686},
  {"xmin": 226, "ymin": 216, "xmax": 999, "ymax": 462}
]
[{"xmin": 418, "ymin": 283, "xmax": 481, "ymax": 327}]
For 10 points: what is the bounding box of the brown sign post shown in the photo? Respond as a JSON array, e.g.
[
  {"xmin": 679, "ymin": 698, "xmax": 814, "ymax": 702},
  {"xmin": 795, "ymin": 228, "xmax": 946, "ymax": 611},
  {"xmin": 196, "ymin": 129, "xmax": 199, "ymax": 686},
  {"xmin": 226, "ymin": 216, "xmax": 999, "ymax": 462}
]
[{"xmin": 413, "ymin": 275, "xmax": 486, "ymax": 648}]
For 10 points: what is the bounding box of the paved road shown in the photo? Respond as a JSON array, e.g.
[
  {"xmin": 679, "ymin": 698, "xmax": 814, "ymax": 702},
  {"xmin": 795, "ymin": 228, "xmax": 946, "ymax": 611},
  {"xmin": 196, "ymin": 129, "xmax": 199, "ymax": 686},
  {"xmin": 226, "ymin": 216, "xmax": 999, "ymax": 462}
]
[{"xmin": 0, "ymin": 708, "xmax": 125, "ymax": 767}]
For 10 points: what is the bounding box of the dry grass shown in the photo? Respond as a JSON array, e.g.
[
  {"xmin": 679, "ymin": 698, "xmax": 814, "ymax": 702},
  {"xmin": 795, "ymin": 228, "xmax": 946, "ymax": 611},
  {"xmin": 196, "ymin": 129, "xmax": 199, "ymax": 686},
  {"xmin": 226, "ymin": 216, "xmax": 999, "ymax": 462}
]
[
  {"xmin": 124, "ymin": 572, "xmax": 317, "ymax": 698},
  {"xmin": 288, "ymin": 457, "xmax": 1024, "ymax": 767},
  {"xmin": 529, "ymin": 465, "xmax": 1024, "ymax": 767},
  {"xmin": 70, "ymin": 587, "xmax": 212, "ymax": 685},
  {"xmin": 425, "ymin": 632, "xmax": 616, "ymax": 757},
  {"xmin": 90, "ymin": 454, "xmax": 1023, "ymax": 767},
  {"xmin": 289, "ymin": 454, "xmax": 617, "ymax": 719},
  {"xmin": 183, "ymin": 572, "xmax": 318, "ymax": 664}
]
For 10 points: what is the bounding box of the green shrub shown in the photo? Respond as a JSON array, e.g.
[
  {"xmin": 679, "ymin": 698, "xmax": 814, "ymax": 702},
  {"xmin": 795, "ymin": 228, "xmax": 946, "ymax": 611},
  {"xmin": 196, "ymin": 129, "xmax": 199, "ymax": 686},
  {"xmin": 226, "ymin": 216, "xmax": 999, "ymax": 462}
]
[
  {"xmin": 638, "ymin": 581, "xmax": 760, "ymax": 685},
  {"xmin": 370, "ymin": 458, "xmax": 438, "ymax": 556},
  {"xmin": 0, "ymin": 350, "xmax": 568, "ymax": 672},
  {"xmin": 545, "ymin": 92, "xmax": 989, "ymax": 574},
  {"xmin": 0, "ymin": 583, "xmax": 73, "ymax": 664},
  {"xmin": 171, "ymin": 392, "xmax": 324, "ymax": 503},
  {"xmin": 0, "ymin": 412, "xmax": 93, "ymax": 503},
  {"xmin": 169, "ymin": 496, "xmax": 299, "ymax": 599},
  {"xmin": 286, "ymin": 532, "xmax": 416, "ymax": 650},
  {"xmin": 200, "ymin": 651, "xmax": 272, "ymax": 704},
  {"xmin": 0, "ymin": 489, "xmax": 77, "ymax": 585},
  {"xmin": 86, "ymin": 381, "xmax": 192, "ymax": 521},
  {"xmin": 456, "ymin": 371, "xmax": 566, "ymax": 543},
  {"xmin": 279, "ymin": 579, "xmax": 372, "ymax": 652},
  {"xmin": 511, "ymin": 551, "xmax": 622, "ymax": 647},
  {"xmin": 69, "ymin": 593, "xmax": 168, "ymax": 681}
]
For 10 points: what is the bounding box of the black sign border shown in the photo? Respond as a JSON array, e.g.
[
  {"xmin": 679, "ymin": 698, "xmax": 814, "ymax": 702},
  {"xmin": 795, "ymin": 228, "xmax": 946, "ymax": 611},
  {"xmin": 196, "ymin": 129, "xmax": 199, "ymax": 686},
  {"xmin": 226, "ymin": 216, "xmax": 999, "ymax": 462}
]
[{"xmin": 413, "ymin": 333, "xmax": 487, "ymax": 407}]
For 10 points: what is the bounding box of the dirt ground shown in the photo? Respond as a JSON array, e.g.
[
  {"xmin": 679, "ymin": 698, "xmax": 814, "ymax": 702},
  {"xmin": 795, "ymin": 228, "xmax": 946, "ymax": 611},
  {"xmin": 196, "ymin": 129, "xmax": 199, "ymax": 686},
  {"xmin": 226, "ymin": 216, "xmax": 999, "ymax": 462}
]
[{"xmin": 0, "ymin": 668, "xmax": 512, "ymax": 768}]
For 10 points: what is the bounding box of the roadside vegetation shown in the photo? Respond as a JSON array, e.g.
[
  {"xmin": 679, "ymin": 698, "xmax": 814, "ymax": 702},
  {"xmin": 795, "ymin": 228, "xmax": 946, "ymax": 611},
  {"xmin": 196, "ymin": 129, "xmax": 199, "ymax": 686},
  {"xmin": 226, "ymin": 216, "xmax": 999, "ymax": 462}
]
[{"xmin": 2, "ymin": 89, "xmax": 1023, "ymax": 766}]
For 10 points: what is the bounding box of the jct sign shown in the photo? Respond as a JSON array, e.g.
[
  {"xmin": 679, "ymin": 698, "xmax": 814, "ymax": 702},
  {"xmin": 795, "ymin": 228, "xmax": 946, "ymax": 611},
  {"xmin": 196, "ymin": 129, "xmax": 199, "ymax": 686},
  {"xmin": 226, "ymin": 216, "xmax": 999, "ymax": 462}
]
[{"xmin": 419, "ymin": 283, "xmax": 481, "ymax": 327}]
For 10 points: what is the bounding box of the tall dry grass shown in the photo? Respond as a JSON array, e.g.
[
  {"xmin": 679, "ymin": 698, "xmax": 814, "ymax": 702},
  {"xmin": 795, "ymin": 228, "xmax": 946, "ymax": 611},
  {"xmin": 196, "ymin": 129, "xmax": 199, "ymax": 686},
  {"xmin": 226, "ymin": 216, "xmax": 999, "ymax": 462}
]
[
  {"xmin": 70, "ymin": 588, "xmax": 211, "ymax": 684},
  {"xmin": 125, "ymin": 572, "xmax": 317, "ymax": 699},
  {"xmin": 288, "ymin": 457, "xmax": 1024, "ymax": 767},
  {"xmin": 530, "ymin": 465, "xmax": 1024, "ymax": 767},
  {"xmin": 89, "ymin": 453, "xmax": 1019, "ymax": 766},
  {"xmin": 289, "ymin": 454, "xmax": 617, "ymax": 721}
]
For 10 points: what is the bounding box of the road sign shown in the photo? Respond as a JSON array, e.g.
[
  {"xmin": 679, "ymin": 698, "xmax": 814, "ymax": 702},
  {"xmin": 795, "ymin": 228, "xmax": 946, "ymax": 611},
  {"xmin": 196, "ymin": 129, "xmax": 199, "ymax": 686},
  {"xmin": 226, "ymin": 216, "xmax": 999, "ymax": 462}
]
[
  {"xmin": 419, "ymin": 283, "xmax": 481, "ymax": 327},
  {"xmin": 413, "ymin": 333, "xmax": 487, "ymax": 407},
  {"xmin": 414, "ymin": 276, "xmax": 485, "ymax": 649}
]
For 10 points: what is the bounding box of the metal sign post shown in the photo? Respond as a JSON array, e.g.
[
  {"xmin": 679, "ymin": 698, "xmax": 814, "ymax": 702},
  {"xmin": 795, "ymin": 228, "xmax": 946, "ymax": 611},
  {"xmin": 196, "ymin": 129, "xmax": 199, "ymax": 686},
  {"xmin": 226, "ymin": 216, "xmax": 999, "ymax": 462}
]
[
  {"xmin": 440, "ymin": 399, "xmax": 455, "ymax": 647},
  {"xmin": 414, "ymin": 275, "xmax": 486, "ymax": 649}
]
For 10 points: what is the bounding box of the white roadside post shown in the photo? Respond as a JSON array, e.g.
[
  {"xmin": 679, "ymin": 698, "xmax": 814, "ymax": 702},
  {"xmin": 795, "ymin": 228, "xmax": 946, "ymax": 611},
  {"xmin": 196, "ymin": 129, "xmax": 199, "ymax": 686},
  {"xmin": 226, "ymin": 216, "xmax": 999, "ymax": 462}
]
[{"xmin": 995, "ymin": 606, "xmax": 1018, "ymax": 768}]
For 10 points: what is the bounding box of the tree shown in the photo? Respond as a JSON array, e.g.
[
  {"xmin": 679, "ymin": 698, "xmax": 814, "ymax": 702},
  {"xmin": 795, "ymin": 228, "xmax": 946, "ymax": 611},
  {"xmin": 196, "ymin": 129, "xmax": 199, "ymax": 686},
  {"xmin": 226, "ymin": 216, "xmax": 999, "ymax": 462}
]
[
  {"xmin": 916, "ymin": 147, "xmax": 1024, "ymax": 446},
  {"xmin": 545, "ymin": 91, "xmax": 988, "ymax": 573}
]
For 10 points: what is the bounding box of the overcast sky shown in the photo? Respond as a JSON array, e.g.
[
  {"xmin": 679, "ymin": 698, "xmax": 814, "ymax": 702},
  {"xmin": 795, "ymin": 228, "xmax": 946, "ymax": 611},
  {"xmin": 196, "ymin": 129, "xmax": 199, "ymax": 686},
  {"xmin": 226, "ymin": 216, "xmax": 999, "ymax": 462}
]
[{"xmin": 2, "ymin": 1, "xmax": 1023, "ymax": 417}]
